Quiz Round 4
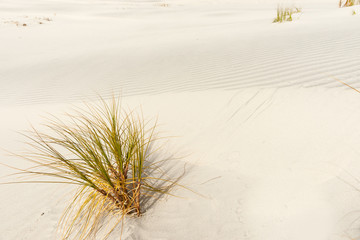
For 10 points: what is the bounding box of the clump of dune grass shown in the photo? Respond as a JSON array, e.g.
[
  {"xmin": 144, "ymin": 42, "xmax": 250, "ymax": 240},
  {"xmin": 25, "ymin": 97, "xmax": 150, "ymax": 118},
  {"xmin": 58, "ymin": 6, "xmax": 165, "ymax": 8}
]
[
  {"xmin": 339, "ymin": 0, "xmax": 360, "ymax": 7},
  {"xmin": 273, "ymin": 6, "xmax": 302, "ymax": 23},
  {"xmin": 13, "ymin": 98, "xmax": 180, "ymax": 239}
]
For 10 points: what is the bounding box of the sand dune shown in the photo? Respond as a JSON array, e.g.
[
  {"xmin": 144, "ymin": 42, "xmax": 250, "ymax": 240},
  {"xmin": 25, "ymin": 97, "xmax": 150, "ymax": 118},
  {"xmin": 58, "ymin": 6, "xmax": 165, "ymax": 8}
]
[
  {"xmin": 1, "ymin": 0, "xmax": 359, "ymax": 105},
  {"xmin": 1, "ymin": 0, "xmax": 360, "ymax": 239}
]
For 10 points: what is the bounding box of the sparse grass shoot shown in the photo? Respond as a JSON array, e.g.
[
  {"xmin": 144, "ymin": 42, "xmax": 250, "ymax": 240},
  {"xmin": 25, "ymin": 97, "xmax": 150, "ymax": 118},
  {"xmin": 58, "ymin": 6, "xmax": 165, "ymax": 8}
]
[
  {"xmin": 13, "ymin": 98, "xmax": 180, "ymax": 239},
  {"xmin": 273, "ymin": 5, "xmax": 302, "ymax": 23}
]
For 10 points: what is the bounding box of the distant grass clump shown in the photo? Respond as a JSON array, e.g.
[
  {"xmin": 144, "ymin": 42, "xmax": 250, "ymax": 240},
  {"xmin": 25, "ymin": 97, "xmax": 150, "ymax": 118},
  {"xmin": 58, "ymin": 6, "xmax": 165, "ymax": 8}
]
[
  {"xmin": 339, "ymin": 0, "xmax": 360, "ymax": 7},
  {"xmin": 16, "ymin": 98, "xmax": 178, "ymax": 239},
  {"xmin": 273, "ymin": 6, "xmax": 302, "ymax": 23}
]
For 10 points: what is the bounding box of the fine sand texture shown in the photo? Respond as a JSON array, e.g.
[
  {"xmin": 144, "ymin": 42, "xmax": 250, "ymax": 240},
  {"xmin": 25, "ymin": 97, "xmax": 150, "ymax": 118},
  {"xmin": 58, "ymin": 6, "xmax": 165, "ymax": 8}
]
[{"xmin": 1, "ymin": 0, "xmax": 360, "ymax": 239}]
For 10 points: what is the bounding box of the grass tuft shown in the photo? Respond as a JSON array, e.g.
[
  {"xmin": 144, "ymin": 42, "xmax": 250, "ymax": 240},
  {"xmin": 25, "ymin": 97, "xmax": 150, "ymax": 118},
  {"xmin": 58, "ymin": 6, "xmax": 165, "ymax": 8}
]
[
  {"xmin": 273, "ymin": 5, "xmax": 302, "ymax": 23},
  {"xmin": 13, "ymin": 98, "xmax": 181, "ymax": 239},
  {"xmin": 339, "ymin": 0, "xmax": 360, "ymax": 7}
]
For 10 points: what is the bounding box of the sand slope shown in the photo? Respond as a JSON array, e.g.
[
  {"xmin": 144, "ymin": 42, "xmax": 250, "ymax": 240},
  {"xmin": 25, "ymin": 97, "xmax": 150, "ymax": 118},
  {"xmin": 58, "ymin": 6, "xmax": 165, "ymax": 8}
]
[{"xmin": 1, "ymin": 0, "xmax": 360, "ymax": 239}]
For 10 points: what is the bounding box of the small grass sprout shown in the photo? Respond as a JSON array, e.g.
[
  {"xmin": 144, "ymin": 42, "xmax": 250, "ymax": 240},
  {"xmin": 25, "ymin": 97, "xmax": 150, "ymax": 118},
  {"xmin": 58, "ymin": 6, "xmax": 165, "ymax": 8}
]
[
  {"xmin": 339, "ymin": 0, "xmax": 360, "ymax": 7},
  {"xmin": 12, "ymin": 98, "xmax": 181, "ymax": 239},
  {"xmin": 273, "ymin": 5, "xmax": 302, "ymax": 23}
]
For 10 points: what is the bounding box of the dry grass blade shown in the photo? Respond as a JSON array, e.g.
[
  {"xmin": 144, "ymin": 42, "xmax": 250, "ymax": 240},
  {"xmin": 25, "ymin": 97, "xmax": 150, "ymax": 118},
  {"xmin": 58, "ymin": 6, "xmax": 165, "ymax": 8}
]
[
  {"xmin": 335, "ymin": 78, "xmax": 360, "ymax": 94},
  {"xmin": 339, "ymin": 0, "xmax": 360, "ymax": 7},
  {"xmin": 12, "ymin": 97, "xmax": 182, "ymax": 239}
]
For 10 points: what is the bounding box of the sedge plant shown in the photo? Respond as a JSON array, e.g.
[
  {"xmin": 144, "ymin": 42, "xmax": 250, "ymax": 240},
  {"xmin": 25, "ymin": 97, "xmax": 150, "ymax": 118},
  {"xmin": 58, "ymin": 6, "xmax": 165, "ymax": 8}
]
[
  {"xmin": 13, "ymin": 98, "xmax": 179, "ymax": 239},
  {"xmin": 273, "ymin": 5, "xmax": 302, "ymax": 23}
]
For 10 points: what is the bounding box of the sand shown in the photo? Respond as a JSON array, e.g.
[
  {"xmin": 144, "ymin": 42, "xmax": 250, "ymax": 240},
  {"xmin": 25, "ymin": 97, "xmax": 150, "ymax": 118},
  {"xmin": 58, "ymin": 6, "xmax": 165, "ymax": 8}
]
[{"xmin": 1, "ymin": 0, "xmax": 360, "ymax": 239}]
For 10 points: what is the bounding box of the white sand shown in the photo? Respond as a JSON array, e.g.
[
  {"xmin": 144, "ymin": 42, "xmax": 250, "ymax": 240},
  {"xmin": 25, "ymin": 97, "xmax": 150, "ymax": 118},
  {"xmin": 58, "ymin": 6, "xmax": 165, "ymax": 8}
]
[{"xmin": 1, "ymin": 0, "xmax": 360, "ymax": 239}]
